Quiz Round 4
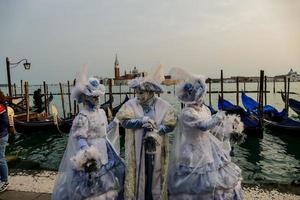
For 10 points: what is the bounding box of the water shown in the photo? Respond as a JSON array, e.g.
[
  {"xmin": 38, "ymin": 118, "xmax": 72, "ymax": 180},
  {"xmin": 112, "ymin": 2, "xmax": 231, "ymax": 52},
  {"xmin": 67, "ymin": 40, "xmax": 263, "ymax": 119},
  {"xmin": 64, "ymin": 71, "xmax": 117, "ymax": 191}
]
[{"xmin": 3, "ymin": 82, "xmax": 300, "ymax": 184}]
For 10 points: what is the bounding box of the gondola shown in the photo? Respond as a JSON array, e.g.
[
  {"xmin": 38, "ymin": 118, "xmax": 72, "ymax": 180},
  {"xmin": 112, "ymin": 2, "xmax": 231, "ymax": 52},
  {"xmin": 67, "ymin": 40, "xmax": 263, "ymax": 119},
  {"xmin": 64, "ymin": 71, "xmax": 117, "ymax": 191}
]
[
  {"xmin": 218, "ymin": 96, "xmax": 262, "ymax": 135},
  {"xmin": 13, "ymin": 95, "xmax": 128, "ymax": 134},
  {"xmin": 14, "ymin": 116, "xmax": 73, "ymax": 134},
  {"xmin": 242, "ymin": 92, "xmax": 300, "ymax": 135},
  {"xmin": 10, "ymin": 94, "xmax": 54, "ymax": 115},
  {"xmin": 281, "ymin": 92, "xmax": 300, "ymax": 116}
]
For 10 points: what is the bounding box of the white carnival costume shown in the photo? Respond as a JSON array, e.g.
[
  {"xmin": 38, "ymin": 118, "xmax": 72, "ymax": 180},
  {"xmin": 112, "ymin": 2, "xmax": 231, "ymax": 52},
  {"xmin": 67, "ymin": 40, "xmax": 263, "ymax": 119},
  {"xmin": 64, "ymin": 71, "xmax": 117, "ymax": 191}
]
[
  {"xmin": 168, "ymin": 67, "xmax": 244, "ymax": 200},
  {"xmin": 52, "ymin": 66, "xmax": 125, "ymax": 200},
  {"xmin": 115, "ymin": 65, "xmax": 177, "ymax": 200}
]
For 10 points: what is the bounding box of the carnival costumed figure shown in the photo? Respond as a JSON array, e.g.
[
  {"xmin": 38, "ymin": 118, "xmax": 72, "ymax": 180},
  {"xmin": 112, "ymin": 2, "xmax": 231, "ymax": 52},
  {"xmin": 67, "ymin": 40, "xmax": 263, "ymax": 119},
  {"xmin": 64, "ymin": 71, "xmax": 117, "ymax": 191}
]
[
  {"xmin": 115, "ymin": 65, "xmax": 177, "ymax": 200},
  {"xmin": 168, "ymin": 67, "xmax": 244, "ymax": 200},
  {"xmin": 52, "ymin": 67, "xmax": 125, "ymax": 200}
]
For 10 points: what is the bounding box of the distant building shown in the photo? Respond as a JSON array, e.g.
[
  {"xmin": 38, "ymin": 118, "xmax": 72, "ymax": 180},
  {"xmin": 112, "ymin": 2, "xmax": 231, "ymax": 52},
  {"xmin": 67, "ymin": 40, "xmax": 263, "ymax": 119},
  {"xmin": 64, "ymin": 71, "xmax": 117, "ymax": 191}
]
[
  {"xmin": 113, "ymin": 54, "xmax": 146, "ymax": 85},
  {"xmin": 162, "ymin": 75, "xmax": 180, "ymax": 85},
  {"xmin": 274, "ymin": 68, "xmax": 300, "ymax": 81},
  {"xmin": 287, "ymin": 68, "xmax": 300, "ymax": 81}
]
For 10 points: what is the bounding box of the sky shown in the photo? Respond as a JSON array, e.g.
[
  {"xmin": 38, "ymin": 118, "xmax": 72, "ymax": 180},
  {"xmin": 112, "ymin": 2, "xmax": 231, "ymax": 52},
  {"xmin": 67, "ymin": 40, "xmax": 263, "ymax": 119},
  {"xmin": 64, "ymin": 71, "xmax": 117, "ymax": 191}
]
[{"xmin": 1, "ymin": 0, "xmax": 300, "ymax": 84}]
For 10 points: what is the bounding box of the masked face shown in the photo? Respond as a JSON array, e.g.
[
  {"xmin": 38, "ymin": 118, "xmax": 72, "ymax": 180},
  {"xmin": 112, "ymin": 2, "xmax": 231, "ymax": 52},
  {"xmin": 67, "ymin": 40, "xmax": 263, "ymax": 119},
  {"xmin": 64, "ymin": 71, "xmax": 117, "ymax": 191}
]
[
  {"xmin": 136, "ymin": 89, "xmax": 153, "ymax": 105},
  {"xmin": 84, "ymin": 95, "xmax": 99, "ymax": 109}
]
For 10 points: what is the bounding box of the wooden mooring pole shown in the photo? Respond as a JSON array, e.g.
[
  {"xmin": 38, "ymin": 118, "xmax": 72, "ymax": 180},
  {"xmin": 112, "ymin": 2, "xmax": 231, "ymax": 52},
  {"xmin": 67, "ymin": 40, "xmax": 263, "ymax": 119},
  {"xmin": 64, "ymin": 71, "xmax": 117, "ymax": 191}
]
[
  {"xmin": 25, "ymin": 81, "xmax": 30, "ymax": 122},
  {"xmin": 208, "ymin": 78, "xmax": 212, "ymax": 107},
  {"xmin": 264, "ymin": 75, "xmax": 267, "ymax": 106},
  {"xmin": 67, "ymin": 80, "xmax": 72, "ymax": 117},
  {"xmin": 273, "ymin": 78, "xmax": 276, "ymax": 93},
  {"xmin": 286, "ymin": 77, "xmax": 290, "ymax": 116},
  {"xmin": 20, "ymin": 80, "xmax": 24, "ymax": 108},
  {"xmin": 236, "ymin": 77, "xmax": 239, "ymax": 106},
  {"xmin": 108, "ymin": 79, "xmax": 113, "ymax": 112},
  {"xmin": 220, "ymin": 70, "xmax": 224, "ymax": 110},
  {"xmin": 284, "ymin": 76, "xmax": 287, "ymax": 112},
  {"xmin": 73, "ymin": 79, "xmax": 78, "ymax": 115},
  {"xmin": 59, "ymin": 82, "xmax": 66, "ymax": 119},
  {"xmin": 119, "ymin": 84, "xmax": 122, "ymax": 104},
  {"xmin": 258, "ymin": 70, "xmax": 264, "ymax": 133},
  {"xmin": 46, "ymin": 84, "xmax": 50, "ymax": 115}
]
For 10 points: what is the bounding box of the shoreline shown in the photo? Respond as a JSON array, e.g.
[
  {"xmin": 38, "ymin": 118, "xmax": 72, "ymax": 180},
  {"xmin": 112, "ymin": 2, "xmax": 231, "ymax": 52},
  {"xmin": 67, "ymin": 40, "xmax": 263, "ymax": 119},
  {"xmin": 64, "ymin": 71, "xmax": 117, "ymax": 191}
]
[{"xmin": 7, "ymin": 170, "xmax": 300, "ymax": 200}]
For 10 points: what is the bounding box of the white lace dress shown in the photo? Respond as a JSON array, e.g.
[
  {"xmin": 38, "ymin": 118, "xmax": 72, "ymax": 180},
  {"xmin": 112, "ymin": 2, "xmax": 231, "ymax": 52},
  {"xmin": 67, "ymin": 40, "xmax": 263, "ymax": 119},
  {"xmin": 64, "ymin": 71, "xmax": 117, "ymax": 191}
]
[
  {"xmin": 52, "ymin": 108, "xmax": 125, "ymax": 200},
  {"xmin": 168, "ymin": 104, "xmax": 243, "ymax": 200}
]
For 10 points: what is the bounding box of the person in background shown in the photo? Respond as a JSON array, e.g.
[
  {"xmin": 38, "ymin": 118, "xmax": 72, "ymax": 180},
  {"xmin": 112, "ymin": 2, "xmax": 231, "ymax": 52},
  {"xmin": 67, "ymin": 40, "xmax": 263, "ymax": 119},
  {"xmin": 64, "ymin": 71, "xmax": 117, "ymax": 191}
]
[
  {"xmin": 0, "ymin": 90, "xmax": 9, "ymax": 192},
  {"xmin": 52, "ymin": 67, "xmax": 125, "ymax": 200},
  {"xmin": 115, "ymin": 65, "xmax": 177, "ymax": 200},
  {"xmin": 33, "ymin": 88, "xmax": 44, "ymax": 113}
]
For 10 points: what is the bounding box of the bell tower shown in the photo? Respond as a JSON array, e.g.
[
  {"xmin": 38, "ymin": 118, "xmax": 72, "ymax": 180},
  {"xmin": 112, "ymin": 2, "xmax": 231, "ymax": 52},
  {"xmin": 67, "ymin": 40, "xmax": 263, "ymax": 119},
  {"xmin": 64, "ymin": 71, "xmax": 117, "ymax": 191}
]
[{"xmin": 114, "ymin": 54, "xmax": 120, "ymax": 79}]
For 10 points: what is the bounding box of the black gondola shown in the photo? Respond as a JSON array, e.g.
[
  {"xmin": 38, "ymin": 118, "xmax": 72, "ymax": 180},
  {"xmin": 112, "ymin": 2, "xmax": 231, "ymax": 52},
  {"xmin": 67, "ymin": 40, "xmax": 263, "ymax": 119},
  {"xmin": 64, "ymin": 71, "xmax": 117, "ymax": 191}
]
[
  {"xmin": 281, "ymin": 92, "xmax": 300, "ymax": 116},
  {"xmin": 10, "ymin": 94, "xmax": 54, "ymax": 115},
  {"xmin": 13, "ymin": 95, "xmax": 129, "ymax": 134},
  {"xmin": 14, "ymin": 117, "xmax": 73, "ymax": 134}
]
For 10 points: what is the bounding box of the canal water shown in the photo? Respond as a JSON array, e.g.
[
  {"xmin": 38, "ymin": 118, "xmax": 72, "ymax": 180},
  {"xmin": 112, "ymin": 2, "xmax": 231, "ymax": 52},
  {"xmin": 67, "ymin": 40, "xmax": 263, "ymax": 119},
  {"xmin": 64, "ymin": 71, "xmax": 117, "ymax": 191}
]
[{"xmin": 2, "ymin": 81, "xmax": 300, "ymax": 184}]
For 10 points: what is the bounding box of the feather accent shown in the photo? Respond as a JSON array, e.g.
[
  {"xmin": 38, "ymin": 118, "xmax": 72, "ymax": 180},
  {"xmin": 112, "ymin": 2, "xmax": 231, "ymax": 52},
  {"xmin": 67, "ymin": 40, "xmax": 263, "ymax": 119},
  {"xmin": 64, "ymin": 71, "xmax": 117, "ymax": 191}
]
[{"xmin": 70, "ymin": 146, "xmax": 103, "ymax": 171}]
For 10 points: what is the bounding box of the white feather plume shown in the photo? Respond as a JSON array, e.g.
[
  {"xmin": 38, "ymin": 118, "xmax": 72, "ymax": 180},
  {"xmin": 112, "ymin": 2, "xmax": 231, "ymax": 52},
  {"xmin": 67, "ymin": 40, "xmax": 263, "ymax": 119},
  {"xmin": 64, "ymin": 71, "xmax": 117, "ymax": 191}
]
[
  {"xmin": 169, "ymin": 67, "xmax": 207, "ymax": 83},
  {"xmin": 71, "ymin": 65, "xmax": 89, "ymax": 101},
  {"xmin": 70, "ymin": 145, "xmax": 103, "ymax": 171},
  {"xmin": 144, "ymin": 64, "xmax": 165, "ymax": 84},
  {"xmin": 169, "ymin": 67, "xmax": 193, "ymax": 82}
]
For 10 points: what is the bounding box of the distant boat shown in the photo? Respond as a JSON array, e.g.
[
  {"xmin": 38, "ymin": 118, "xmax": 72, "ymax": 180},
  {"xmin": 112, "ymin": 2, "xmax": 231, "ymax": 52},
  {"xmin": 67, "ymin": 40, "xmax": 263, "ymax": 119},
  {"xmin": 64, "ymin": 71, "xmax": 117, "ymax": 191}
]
[
  {"xmin": 242, "ymin": 92, "xmax": 300, "ymax": 135},
  {"xmin": 281, "ymin": 92, "xmax": 300, "ymax": 116}
]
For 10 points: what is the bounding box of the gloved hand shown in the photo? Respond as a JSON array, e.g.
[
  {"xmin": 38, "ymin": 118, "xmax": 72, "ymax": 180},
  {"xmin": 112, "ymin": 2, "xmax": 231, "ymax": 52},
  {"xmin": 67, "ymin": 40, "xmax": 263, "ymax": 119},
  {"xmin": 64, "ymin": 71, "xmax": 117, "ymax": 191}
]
[
  {"xmin": 142, "ymin": 122, "xmax": 156, "ymax": 132},
  {"xmin": 142, "ymin": 116, "xmax": 156, "ymax": 132}
]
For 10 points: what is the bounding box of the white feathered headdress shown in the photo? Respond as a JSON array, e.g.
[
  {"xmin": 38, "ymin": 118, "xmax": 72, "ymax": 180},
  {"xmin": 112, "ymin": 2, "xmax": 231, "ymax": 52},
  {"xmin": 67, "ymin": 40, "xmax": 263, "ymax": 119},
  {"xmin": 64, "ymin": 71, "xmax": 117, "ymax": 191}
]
[
  {"xmin": 128, "ymin": 64, "xmax": 165, "ymax": 93},
  {"xmin": 169, "ymin": 67, "xmax": 207, "ymax": 104},
  {"xmin": 71, "ymin": 65, "xmax": 105, "ymax": 103}
]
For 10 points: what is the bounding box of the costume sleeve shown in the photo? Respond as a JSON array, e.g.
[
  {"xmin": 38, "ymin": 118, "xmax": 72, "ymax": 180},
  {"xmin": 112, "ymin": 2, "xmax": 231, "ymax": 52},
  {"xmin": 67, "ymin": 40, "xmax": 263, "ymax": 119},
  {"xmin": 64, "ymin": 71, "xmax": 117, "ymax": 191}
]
[
  {"xmin": 121, "ymin": 119, "xmax": 144, "ymax": 129},
  {"xmin": 78, "ymin": 138, "xmax": 88, "ymax": 150},
  {"xmin": 107, "ymin": 120, "xmax": 117, "ymax": 133},
  {"xmin": 158, "ymin": 107, "xmax": 177, "ymax": 135},
  {"xmin": 182, "ymin": 107, "xmax": 219, "ymax": 131},
  {"xmin": 116, "ymin": 102, "xmax": 145, "ymax": 129},
  {"xmin": 115, "ymin": 103, "xmax": 135, "ymax": 121}
]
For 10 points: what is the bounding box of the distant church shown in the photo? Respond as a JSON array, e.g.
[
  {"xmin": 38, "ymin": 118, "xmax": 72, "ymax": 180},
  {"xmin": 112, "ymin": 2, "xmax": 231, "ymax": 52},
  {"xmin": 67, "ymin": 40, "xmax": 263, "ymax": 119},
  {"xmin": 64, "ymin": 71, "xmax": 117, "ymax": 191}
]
[
  {"xmin": 274, "ymin": 68, "xmax": 300, "ymax": 81},
  {"xmin": 113, "ymin": 54, "xmax": 146, "ymax": 85},
  {"xmin": 286, "ymin": 68, "xmax": 300, "ymax": 81}
]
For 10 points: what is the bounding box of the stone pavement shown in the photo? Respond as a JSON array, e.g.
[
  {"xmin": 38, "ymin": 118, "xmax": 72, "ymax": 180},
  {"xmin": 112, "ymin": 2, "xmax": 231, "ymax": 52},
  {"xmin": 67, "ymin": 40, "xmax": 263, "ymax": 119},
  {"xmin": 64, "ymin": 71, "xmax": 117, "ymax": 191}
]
[{"xmin": 0, "ymin": 190, "xmax": 51, "ymax": 200}]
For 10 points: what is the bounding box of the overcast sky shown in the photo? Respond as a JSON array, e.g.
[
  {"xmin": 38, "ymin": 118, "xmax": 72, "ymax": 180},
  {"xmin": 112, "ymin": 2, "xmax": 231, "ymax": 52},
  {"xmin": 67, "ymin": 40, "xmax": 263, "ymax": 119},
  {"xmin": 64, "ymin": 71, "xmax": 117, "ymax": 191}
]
[{"xmin": 1, "ymin": 0, "xmax": 300, "ymax": 84}]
